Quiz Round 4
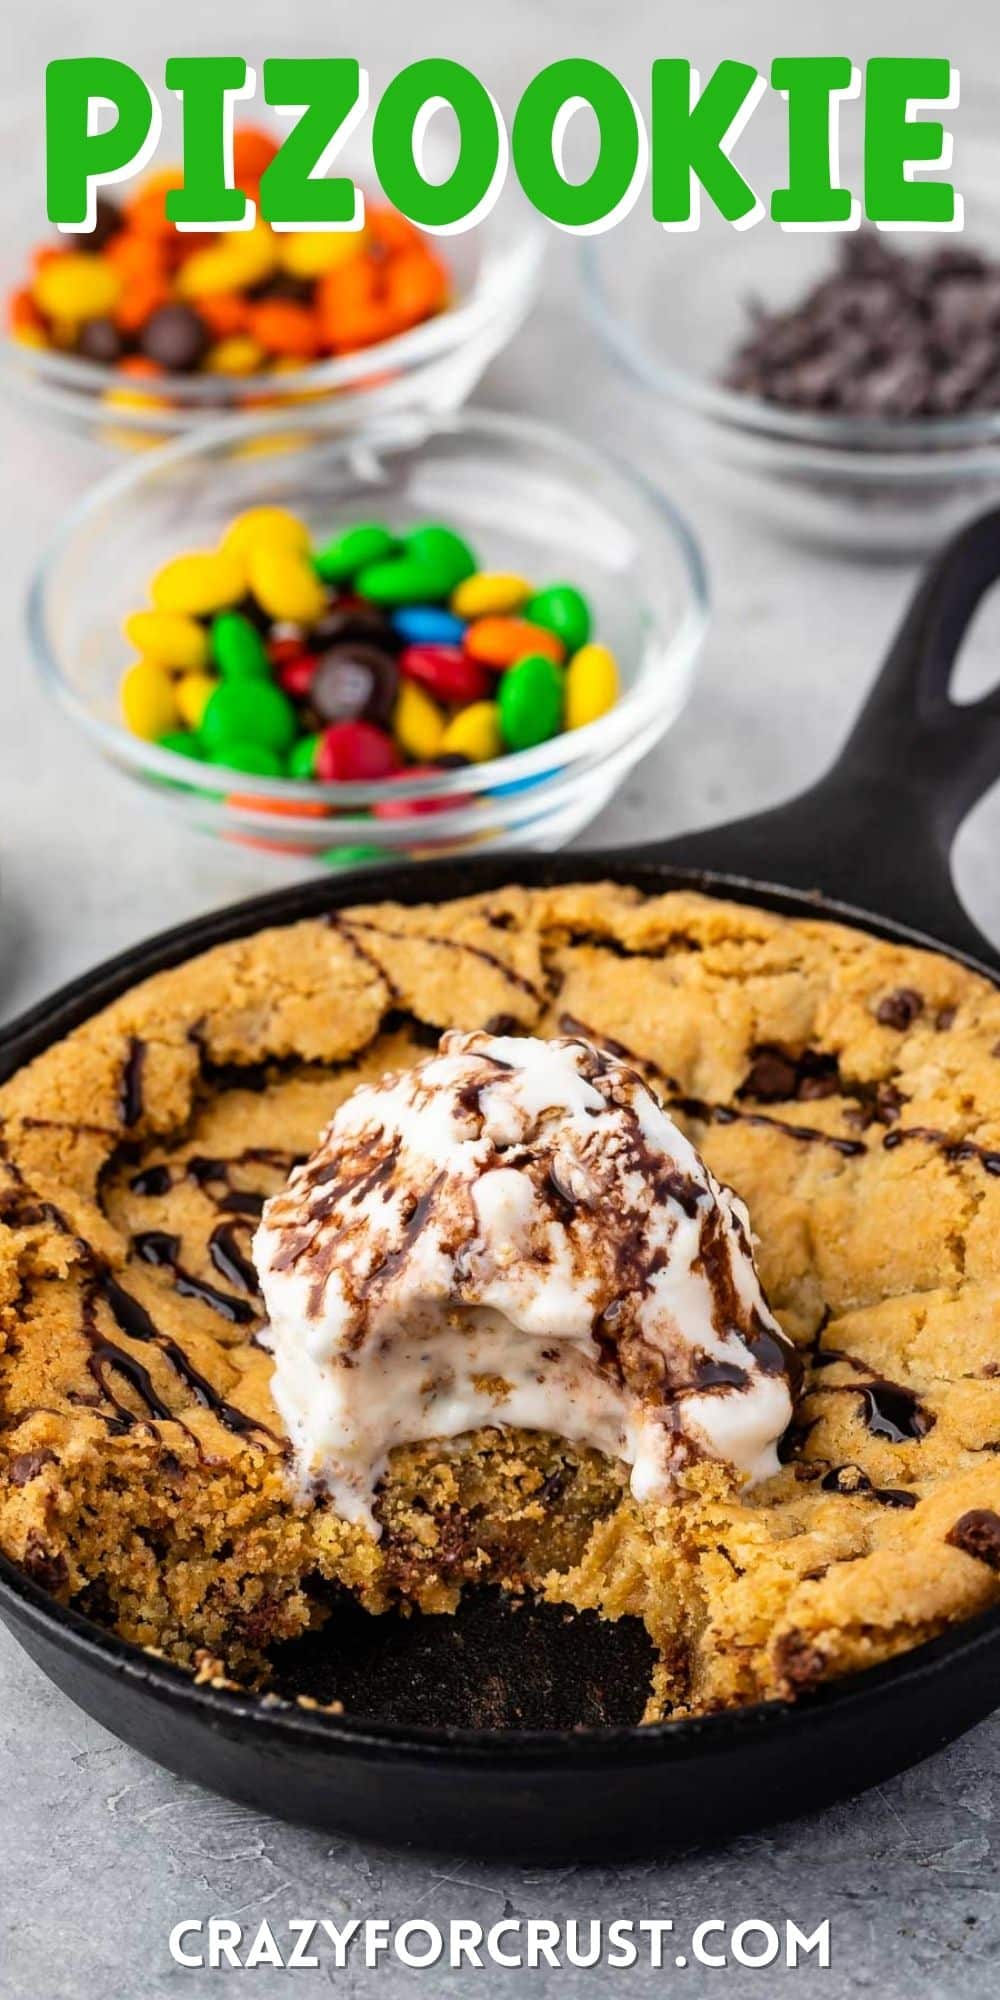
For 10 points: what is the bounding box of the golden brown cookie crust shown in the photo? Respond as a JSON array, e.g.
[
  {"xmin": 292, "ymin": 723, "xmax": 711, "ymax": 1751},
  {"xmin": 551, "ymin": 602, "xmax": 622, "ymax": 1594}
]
[{"xmin": 2, "ymin": 882, "xmax": 999, "ymax": 1716}]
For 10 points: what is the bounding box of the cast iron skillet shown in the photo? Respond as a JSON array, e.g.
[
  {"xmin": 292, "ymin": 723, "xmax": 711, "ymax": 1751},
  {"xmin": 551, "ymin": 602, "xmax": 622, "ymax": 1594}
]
[{"xmin": 3, "ymin": 511, "xmax": 1000, "ymax": 1862}]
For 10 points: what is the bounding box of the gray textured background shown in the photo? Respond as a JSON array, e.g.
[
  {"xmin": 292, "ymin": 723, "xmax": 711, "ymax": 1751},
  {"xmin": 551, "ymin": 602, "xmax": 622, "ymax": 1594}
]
[{"xmin": 2, "ymin": 3, "xmax": 1000, "ymax": 1994}]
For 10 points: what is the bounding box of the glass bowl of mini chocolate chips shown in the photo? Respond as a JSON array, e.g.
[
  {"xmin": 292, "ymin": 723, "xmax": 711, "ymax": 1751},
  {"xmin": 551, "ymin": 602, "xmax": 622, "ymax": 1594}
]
[{"xmin": 583, "ymin": 111, "xmax": 1000, "ymax": 556}]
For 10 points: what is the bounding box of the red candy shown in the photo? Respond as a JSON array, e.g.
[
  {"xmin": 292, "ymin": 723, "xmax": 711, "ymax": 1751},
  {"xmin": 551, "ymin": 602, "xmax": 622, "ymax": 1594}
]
[
  {"xmin": 268, "ymin": 634, "xmax": 309, "ymax": 667},
  {"xmin": 316, "ymin": 720, "xmax": 401, "ymax": 782},
  {"xmin": 372, "ymin": 768, "xmax": 450, "ymax": 819},
  {"xmin": 399, "ymin": 643, "xmax": 491, "ymax": 707},
  {"xmin": 277, "ymin": 653, "xmax": 318, "ymax": 699}
]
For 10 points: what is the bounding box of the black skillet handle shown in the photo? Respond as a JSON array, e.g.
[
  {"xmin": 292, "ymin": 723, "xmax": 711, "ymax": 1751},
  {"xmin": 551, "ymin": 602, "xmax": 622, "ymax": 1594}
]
[{"xmin": 643, "ymin": 506, "xmax": 1000, "ymax": 967}]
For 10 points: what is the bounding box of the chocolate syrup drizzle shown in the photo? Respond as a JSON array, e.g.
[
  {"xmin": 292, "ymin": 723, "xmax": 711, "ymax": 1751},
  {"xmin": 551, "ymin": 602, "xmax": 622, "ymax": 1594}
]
[
  {"xmin": 810, "ymin": 1346, "xmax": 934, "ymax": 1442},
  {"xmin": 118, "ymin": 1037, "xmax": 147, "ymax": 1128},
  {"xmin": 131, "ymin": 1230, "xmax": 257, "ymax": 1325},
  {"xmin": 208, "ymin": 1219, "xmax": 261, "ymax": 1295},
  {"xmin": 94, "ymin": 1269, "xmax": 278, "ymax": 1444},
  {"xmin": 335, "ymin": 914, "xmax": 543, "ymax": 1005},
  {"xmin": 820, "ymin": 1464, "xmax": 919, "ymax": 1509}
]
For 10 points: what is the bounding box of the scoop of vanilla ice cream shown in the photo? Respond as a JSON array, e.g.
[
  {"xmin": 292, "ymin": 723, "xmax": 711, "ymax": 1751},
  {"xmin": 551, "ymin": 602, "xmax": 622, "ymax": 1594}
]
[{"xmin": 254, "ymin": 1031, "xmax": 797, "ymax": 1528}]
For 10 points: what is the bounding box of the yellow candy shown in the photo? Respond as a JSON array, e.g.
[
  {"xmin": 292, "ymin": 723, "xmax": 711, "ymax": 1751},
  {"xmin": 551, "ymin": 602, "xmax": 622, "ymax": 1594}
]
[
  {"xmin": 393, "ymin": 681, "xmax": 445, "ymax": 763},
  {"xmin": 103, "ymin": 384, "xmax": 160, "ymax": 412},
  {"xmin": 176, "ymin": 222, "xmax": 277, "ymax": 300},
  {"xmin": 451, "ymin": 572, "xmax": 533, "ymax": 620},
  {"xmin": 33, "ymin": 254, "xmax": 121, "ymax": 324},
  {"xmin": 565, "ymin": 643, "xmax": 621, "ymax": 730},
  {"xmin": 175, "ymin": 671, "xmax": 217, "ymax": 730},
  {"xmin": 247, "ymin": 544, "xmax": 326, "ymax": 624},
  {"xmin": 151, "ymin": 549, "xmax": 246, "ymax": 617},
  {"xmin": 439, "ymin": 700, "xmax": 502, "ymax": 764},
  {"xmin": 121, "ymin": 660, "xmax": 179, "ymax": 741},
  {"xmin": 279, "ymin": 228, "xmax": 367, "ymax": 279},
  {"xmin": 222, "ymin": 506, "xmax": 312, "ymax": 560},
  {"xmin": 123, "ymin": 610, "xmax": 208, "ymax": 671},
  {"xmin": 203, "ymin": 336, "xmax": 267, "ymax": 377}
]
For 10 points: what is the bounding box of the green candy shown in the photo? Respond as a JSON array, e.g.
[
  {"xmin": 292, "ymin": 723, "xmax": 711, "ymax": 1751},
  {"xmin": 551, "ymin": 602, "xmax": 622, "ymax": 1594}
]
[
  {"xmin": 526, "ymin": 583, "xmax": 591, "ymax": 655},
  {"xmin": 403, "ymin": 524, "xmax": 477, "ymax": 588},
  {"xmin": 498, "ymin": 654, "xmax": 564, "ymax": 751},
  {"xmin": 157, "ymin": 730, "xmax": 200, "ymax": 758},
  {"xmin": 208, "ymin": 740, "xmax": 285, "ymax": 776},
  {"xmin": 357, "ymin": 525, "xmax": 478, "ymax": 606},
  {"xmin": 288, "ymin": 732, "xmax": 320, "ymax": 780},
  {"xmin": 211, "ymin": 611, "xmax": 270, "ymax": 680},
  {"xmin": 313, "ymin": 523, "xmax": 398, "ymax": 584},
  {"xmin": 354, "ymin": 557, "xmax": 449, "ymax": 605},
  {"xmin": 201, "ymin": 680, "xmax": 297, "ymax": 756},
  {"xmin": 319, "ymin": 843, "xmax": 384, "ymax": 869}
]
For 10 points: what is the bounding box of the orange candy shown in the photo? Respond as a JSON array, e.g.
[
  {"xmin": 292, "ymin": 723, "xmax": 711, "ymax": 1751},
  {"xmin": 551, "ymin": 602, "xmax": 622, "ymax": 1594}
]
[
  {"xmin": 198, "ymin": 291, "xmax": 249, "ymax": 338},
  {"xmin": 117, "ymin": 272, "xmax": 170, "ymax": 335},
  {"xmin": 227, "ymin": 793, "xmax": 327, "ymax": 818},
  {"xmin": 8, "ymin": 287, "xmax": 44, "ymax": 335},
  {"xmin": 106, "ymin": 231, "xmax": 167, "ymax": 280},
  {"xmin": 125, "ymin": 170, "xmax": 185, "ymax": 240},
  {"xmin": 464, "ymin": 618, "xmax": 566, "ymax": 670},
  {"xmin": 31, "ymin": 243, "xmax": 64, "ymax": 276},
  {"xmin": 232, "ymin": 127, "xmax": 280, "ymax": 186},
  {"xmin": 118, "ymin": 355, "xmax": 165, "ymax": 379},
  {"xmin": 387, "ymin": 248, "xmax": 448, "ymax": 328},
  {"xmin": 248, "ymin": 298, "xmax": 322, "ymax": 359},
  {"xmin": 366, "ymin": 206, "xmax": 425, "ymax": 253}
]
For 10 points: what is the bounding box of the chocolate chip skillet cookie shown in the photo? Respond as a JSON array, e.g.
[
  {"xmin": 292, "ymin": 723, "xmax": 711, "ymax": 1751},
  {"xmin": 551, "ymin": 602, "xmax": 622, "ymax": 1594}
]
[{"xmin": 1, "ymin": 882, "xmax": 999, "ymax": 1722}]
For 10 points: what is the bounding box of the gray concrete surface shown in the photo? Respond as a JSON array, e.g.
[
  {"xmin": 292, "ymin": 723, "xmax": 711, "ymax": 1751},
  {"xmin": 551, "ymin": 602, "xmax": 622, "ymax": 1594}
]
[{"xmin": 2, "ymin": 3, "xmax": 1000, "ymax": 1995}]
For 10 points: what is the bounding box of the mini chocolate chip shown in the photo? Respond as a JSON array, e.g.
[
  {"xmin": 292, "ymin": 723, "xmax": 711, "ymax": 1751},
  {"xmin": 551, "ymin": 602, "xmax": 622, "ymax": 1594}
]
[
  {"xmin": 8, "ymin": 1449, "xmax": 57, "ymax": 1487},
  {"xmin": 739, "ymin": 1050, "xmax": 799, "ymax": 1102},
  {"xmin": 724, "ymin": 233, "xmax": 1000, "ymax": 420},
  {"xmin": 874, "ymin": 1082, "xmax": 905, "ymax": 1126},
  {"xmin": 876, "ymin": 987, "xmax": 924, "ymax": 1030},
  {"xmin": 774, "ymin": 1629, "xmax": 826, "ymax": 1690},
  {"xmin": 483, "ymin": 1014, "xmax": 522, "ymax": 1036},
  {"xmin": 738, "ymin": 1044, "xmax": 841, "ymax": 1104},
  {"xmin": 22, "ymin": 1535, "xmax": 68, "ymax": 1594},
  {"xmin": 139, "ymin": 303, "xmax": 210, "ymax": 373},
  {"xmin": 935, "ymin": 1006, "xmax": 957, "ymax": 1031},
  {"xmin": 945, "ymin": 1508, "xmax": 1000, "ymax": 1571},
  {"xmin": 76, "ymin": 316, "xmax": 125, "ymax": 364}
]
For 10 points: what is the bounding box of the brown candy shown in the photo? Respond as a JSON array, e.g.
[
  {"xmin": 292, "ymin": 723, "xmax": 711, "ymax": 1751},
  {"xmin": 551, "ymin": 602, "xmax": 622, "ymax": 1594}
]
[
  {"xmin": 311, "ymin": 602, "xmax": 399, "ymax": 651},
  {"xmin": 139, "ymin": 302, "xmax": 210, "ymax": 372},
  {"xmin": 310, "ymin": 644, "xmax": 399, "ymax": 730},
  {"xmin": 77, "ymin": 316, "xmax": 126, "ymax": 364}
]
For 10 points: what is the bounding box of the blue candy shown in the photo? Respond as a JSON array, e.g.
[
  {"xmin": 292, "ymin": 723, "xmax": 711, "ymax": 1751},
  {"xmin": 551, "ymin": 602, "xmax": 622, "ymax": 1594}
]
[{"xmin": 392, "ymin": 605, "xmax": 467, "ymax": 646}]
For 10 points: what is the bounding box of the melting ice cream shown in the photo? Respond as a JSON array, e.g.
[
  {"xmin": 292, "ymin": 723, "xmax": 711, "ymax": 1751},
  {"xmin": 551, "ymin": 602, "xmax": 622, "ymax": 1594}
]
[{"xmin": 254, "ymin": 1032, "xmax": 797, "ymax": 1527}]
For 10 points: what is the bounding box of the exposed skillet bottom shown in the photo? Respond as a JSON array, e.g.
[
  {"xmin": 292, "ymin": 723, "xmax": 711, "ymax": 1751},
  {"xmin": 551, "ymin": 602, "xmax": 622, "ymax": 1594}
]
[{"xmin": 3, "ymin": 513, "xmax": 1000, "ymax": 1857}]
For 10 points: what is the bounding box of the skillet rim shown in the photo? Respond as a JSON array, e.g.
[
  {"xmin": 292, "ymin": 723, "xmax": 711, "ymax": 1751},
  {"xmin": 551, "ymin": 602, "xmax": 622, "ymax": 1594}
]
[{"xmin": 2, "ymin": 849, "xmax": 999, "ymax": 1764}]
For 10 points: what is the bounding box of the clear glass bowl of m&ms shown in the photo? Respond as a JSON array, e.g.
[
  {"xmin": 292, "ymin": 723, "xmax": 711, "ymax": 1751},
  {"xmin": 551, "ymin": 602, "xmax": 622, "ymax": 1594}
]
[
  {"xmin": 1, "ymin": 120, "xmax": 543, "ymax": 443},
  {"xmin": 28, "ymin": 407, "xmax": 708, "ymax": 864}
]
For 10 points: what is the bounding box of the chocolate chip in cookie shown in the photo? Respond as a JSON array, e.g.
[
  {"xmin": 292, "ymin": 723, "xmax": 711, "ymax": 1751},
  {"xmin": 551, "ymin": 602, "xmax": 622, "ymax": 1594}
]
[
  {"xmin": 876, "ymin": 988, "xmax": 924, "ymax": 1030},
  {"xmin": 8, "ymin": 1449, "xmax": 57, "ymax": 1487},
  {"xmin": 945, "ymin": 1508, "xmax": 1000, "ymax": 1571}
]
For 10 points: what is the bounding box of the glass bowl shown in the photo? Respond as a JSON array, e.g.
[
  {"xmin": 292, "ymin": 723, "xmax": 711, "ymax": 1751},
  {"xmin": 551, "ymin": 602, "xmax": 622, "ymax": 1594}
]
[
  {"xmin": 584, "ymin": 114, "xmax": 1000, "ymax": 557},
  {"xmin": 0, "ymin": 112, "xmax": 543, "ymax": 445},
  {"xmin": 27, "ymin": 406, "xmax": 709, "ymax": 865}
]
